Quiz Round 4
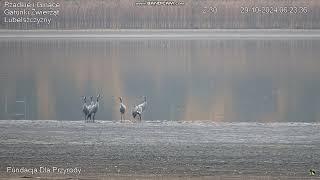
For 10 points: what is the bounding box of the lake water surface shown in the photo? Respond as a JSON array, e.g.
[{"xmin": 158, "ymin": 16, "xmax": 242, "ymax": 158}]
[{"xmin": 1, "ymin": 31, "xmax": 320, "ymax": 121}]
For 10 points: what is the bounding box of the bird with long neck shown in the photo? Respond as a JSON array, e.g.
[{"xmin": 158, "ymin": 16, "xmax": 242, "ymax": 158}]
[
  {"xmin": 119, "ymin": 97, "xmax": 126, "ymax": 122},
  {"xmin": 88, "ymin": 94, "xmax": 101, "ymax": 122},
  {"xmin": 132, "ymin": 96, "xmax": 147, "ymax": 121},
  {"xmin": 82, "ymin": 96, "xmax": 89, "ymax": 122},
  {"xmin": 86, "ymin": 96, "xmax": 94, "ymax": 121}
]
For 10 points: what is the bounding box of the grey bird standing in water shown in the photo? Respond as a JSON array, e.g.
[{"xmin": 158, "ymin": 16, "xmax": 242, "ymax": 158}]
[
  {"xmin": 86, "ymin": 96, "xmax": 94, "ymax": 121},
  {"xmin": 119, "ymin": 97, "xmax": 126, "ymax": 122},
  {"xmin": 82, "ymin": 96, "xmax": 89, "ymax": 122},
  {"xmin": 132, "ymin": 96, "xmax": 147, "ymax": 121},
  {"xmin": 87, "ymin": 94, "xmax": 101, "ymax": 122}
]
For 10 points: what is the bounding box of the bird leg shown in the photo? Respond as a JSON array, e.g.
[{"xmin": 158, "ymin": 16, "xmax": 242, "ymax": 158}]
[{"xmin": 87, "ymin": 114, "xmax": 91, "ymax": 122}]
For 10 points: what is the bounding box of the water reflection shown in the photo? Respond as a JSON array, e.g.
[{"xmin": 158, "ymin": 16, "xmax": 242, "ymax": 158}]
[{"xmin": 0, "ymin": 39, "xmax": 320, "ymax": 122}]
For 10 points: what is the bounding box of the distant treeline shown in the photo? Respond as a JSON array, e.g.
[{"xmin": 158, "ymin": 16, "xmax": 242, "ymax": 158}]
[{"xmin": 1, "ymin": 0, "xmax": 320, "ymax": 29}]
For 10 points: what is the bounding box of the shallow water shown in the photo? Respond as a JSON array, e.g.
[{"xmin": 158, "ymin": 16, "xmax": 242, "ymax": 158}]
[{"xmin": 1, "ymin": 120, "xmax": 320, "ymax": 145}]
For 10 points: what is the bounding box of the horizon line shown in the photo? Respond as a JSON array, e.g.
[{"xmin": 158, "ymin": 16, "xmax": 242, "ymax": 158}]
[{"xmin": 1, "ymin": 29, "xmax": 320, "ymax": 39}]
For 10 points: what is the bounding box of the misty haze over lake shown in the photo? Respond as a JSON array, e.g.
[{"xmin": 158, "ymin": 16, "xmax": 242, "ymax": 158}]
[{"xmin": 1, "ymin": 34, "xmax": 320, "ymax": 122}]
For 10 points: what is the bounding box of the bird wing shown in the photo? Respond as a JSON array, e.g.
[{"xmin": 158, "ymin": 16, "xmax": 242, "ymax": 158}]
[
  {"xmin": 132, "ymin": 105, "xmax": 138, "ymax": 112},
  {"xmin": 87, "ymin": 104, "xmax": 94, "ymax": 114},
  {"xmin": 90, "ymin": 102, "xmax": 99, "ymax": 114},
  {"xmin": 82, "ymin": 104, "xmax": 89, "ymax": 114},
  {"xmin": 136, "ymin": 106, "xmax": 143, "ymax": 114},
  {"xmin": 137, "ymin": 102, "xmax": 146, "ymax": 112},
  {"xmin": 120, "ymin": 103, "xmax": 126, "ymax": 113}
]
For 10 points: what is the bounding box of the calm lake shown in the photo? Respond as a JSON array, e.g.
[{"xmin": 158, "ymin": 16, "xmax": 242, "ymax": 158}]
[{"xmin": 1, "ymin": 31, "xmax": 320, "ymax": 121}]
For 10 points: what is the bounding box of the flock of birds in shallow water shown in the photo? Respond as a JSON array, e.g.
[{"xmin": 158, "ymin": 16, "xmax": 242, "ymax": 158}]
[{"xmin": 82, "ymin": 95, "xmax": 147, "ymax": 123}]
